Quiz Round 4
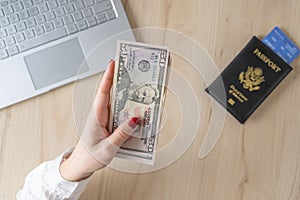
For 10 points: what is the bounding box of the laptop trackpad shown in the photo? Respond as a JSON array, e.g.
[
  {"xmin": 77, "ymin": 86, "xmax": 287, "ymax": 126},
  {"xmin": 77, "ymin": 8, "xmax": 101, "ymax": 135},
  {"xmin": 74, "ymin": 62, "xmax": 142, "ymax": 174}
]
[{"xmin": 24, "ymin": 38, "xmax": 89, "ymax": 90}]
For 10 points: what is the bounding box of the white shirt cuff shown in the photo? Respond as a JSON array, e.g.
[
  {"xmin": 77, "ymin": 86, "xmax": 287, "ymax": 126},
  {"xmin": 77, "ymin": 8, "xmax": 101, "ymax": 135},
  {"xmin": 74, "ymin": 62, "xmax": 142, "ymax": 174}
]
[
  {"xmin": 17, "ymin": 148, "xmax": 92, "ymax": 200},
  {"xmin": 44, "ymin": 148, "xmax": 91, "ymax": 197}
]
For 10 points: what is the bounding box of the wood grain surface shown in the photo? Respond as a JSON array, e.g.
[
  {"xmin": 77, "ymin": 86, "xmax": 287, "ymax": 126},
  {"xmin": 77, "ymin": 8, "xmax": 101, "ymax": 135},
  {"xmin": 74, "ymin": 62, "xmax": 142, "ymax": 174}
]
[{"xmin": 1, "ymin": 0, "xmax": 300, "ymax": 199}]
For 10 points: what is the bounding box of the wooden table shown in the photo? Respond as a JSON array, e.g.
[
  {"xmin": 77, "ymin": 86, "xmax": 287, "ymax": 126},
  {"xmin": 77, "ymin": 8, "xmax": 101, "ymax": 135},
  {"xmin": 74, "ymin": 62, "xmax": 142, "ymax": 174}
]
[{"xmin": 1, "ymin": 0, "xmax": 300, "ymax": 199}]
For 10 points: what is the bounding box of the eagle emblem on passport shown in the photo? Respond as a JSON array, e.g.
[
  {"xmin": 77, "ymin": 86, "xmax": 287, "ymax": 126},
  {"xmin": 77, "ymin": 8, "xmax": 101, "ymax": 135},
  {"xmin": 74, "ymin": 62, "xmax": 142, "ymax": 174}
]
[{"xmin": 239, "ymin": 66, "xmax": 265, "ymax": 92}]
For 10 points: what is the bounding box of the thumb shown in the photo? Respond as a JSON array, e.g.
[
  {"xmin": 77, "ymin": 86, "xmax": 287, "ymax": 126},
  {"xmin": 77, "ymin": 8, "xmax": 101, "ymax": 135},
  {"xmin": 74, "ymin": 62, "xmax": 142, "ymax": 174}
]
[{"xmin": 107, "ymin": 117, "xmax": 140, "ymax": 147}]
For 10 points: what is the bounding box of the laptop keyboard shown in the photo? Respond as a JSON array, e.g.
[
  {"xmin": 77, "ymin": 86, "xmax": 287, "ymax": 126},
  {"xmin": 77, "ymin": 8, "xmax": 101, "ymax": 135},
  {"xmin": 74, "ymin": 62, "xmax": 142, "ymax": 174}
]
[{"xmin": 0, "ymin": 0, "xmax": 116, "ymax": 60}]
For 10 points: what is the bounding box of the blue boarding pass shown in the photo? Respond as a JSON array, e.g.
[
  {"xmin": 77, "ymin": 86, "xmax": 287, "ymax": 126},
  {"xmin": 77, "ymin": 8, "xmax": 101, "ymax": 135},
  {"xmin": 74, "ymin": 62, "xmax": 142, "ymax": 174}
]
[{"xmin": 262, "ymin": 26, "xmax": 300, "ymax": 64}]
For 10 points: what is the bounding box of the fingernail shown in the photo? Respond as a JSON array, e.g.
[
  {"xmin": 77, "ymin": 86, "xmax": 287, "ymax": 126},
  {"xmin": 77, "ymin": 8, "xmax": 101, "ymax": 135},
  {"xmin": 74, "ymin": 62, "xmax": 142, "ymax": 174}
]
[
  {"xmin": 128, "ymin": 117, "xmax": 140, "ymax": 129},
  {"xmin": 109, "ymin": 59, "xmax": 114, "ymax": 63}
]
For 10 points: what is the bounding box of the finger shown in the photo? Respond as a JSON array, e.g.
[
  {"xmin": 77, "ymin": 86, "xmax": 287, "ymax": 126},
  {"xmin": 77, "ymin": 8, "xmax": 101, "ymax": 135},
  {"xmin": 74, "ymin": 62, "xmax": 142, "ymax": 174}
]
[
  {"xmin": 98, "ymin": 60, "xmax": 115, "ymax": 94},
  {"xmin": 94, "ymin": 60, "xmax": 115, "ymax": 109},
  {"xmin": 107, "ymin": 117, "xmax": 140, "ymax": 147}
]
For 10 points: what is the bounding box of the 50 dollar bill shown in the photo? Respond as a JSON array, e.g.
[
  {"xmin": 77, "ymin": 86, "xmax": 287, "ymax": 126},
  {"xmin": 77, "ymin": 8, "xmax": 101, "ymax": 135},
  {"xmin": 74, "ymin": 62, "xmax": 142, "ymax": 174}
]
[{"xmin": 109, "ymin": 40, "xmax": 170, "ymax": 165}]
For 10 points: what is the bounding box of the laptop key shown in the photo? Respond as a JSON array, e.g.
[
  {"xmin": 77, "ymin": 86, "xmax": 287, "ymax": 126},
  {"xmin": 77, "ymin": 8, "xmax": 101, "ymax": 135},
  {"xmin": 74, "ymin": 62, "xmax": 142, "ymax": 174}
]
[
  {"xmin": 85, "ymin": 0, "xmax": 94, "ymax": 6},
  {"xmin": 0, "ymin": 39, "xmax": 5, "ymax": 49},
  {"xmin": 5, "ymin": 36, "xmax": 15, "ymax": 46},
  {"xmin": 7, "ymin": 45, "xmax": 19, "ymax": 56},
  {"xmin": 33, "ymin": 0, "xmax": 43, "ymax": 5},
  {"xmin": 53, "ymin": 18, "xmax": 64, "ymax": 28},
  {"xmin": 34, "ymin": 25, "xmax": 44, "ymax": 35},
  {"xmin": 95, "ymin": 13, "xmax": 106, "ymax": 24},
  {"xmin": 0, "ymin": 49, "xmax": 8, "ymax": 59},
  {"xmin": 38, "ymin": 3, "xmax": 49, "ymax": 13},
  {"xmin": 26, "ymin": 18, "xmax": 37, "ymax": 28},
  {"xmin": 9, "ymin": 13, "xmax": 20, "ymax": 23},
  {"xmin": 29, "ymin": 6, "xmax": 40, "ymax": 17},
  {"xmin": 0, "ymin": 28, "xmax": 7, "ymax": 38},
  {"xmin": 58, "ymin": 0, "xmax": 67, "ymax": 5},
  {"xmin": 44, "ymin": 21, "xmax": 54, "ymax": 32},
  {"xmin": 45, "ymin": 11, "xmax": 55, "ymax": 20},
  {"xmin": 86, "ymin": 16, "xmax": 96, "ymax": 27},
  {"xmin": 63, "ymin": 15, "xmax": 73, "ymax": 25},
  {"xmin": 3, "ymin": 5, "xmax": 13, "ymax": 15},
  {"xmin": 105, "ymin": 9, "xmax": 116, "ymax": 20},
  {"xmin": 36, "ymin": 14, "xmax": 46, "ymax": 24},
  {"xmin": 77, "ymin": 19, "xmax": 87, "ymax": 30},
  {"xmin": 12, "ymin": 2, "xmax": 24, "ymax": 11},
  {"xmin": 48, "ymin": 0, "xmax": 58, "ymax": 9},
  {"xmin": 65, "ymin": 4, "xmax": 75, "ymax": 14},
  {"xmin": 0, "ymin": 17, "xmax": 10, "ymax": 27},
  {"xmin": 16, "ymin": 21, "xmax": 27, "ymax": 31},
  {"xmin": 0, "ymin": 9, "xmax": 4, "ymax": 17},
  {"xmin": 74, "ymin": 0, "xmax": 84, "ymax": 10},
  {"xmin": 15, "ymin": 32, "xmax": 25, "ymax": 42},
  {"xmin": 19, "ymin": 28, "xmax": 67, "ymax": 52},
  {"xmin": 6, "ymin": 24, "xmax": 17, "ymax": 35},
  {"xmin": 0, "ymin": 1, "xmax": 9, "ymax": 7},
  {"xmin": 66, "ymin": 23, "xmax": 77, "ymax": 34},
  {"xmin": 92, "ymin": 1, "xmax": 112, "ymax": 14},
  {"xmin": 19, "ymin": 10, "xmax": 30, "ymax": 20},
  {"xmin": 23, "ymin": 0, "xmax": 33, "ymax": 8},
  {"xmin": 82, "ymin": 7, "xmax": 92, "ymax": 17},
  {"xmin": 24, "ymin": 28, "xmax": 35, "ymax": 38},
  {"xmin": 73, "ymin": 11, "xmax": 83, "ymax": 21},
  {"xmin": 55, "ymin": 7, "xmax": 65, "ymax": 17}
]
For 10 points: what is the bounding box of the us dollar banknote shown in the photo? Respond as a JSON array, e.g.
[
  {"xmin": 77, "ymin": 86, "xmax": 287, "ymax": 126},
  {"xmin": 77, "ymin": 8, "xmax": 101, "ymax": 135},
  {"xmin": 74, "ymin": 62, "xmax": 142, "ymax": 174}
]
[{"xmin": 109, "ymin": 40, "xmax": 170, "ymax": 165}]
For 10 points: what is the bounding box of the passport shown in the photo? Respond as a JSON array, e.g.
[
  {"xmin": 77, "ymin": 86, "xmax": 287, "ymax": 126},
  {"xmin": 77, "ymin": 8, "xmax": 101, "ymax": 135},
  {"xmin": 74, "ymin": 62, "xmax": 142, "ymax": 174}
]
[{"xmin": 205, "ymin": 36, "xmax": 294, "ymax": 123}]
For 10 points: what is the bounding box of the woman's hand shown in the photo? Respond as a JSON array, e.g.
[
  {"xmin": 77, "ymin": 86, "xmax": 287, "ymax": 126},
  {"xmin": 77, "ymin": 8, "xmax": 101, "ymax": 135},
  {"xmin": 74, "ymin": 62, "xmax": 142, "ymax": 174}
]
[{"xmin": 60, "ymin": 60, "xmax": 139, "ymax": 181}]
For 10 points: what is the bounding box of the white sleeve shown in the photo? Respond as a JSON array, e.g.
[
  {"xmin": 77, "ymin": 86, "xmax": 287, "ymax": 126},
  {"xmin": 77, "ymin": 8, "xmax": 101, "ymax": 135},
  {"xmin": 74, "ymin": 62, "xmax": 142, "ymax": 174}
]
[{"xmin": 16, "ymin": 148, "xmax": 91, "ymax": 200}]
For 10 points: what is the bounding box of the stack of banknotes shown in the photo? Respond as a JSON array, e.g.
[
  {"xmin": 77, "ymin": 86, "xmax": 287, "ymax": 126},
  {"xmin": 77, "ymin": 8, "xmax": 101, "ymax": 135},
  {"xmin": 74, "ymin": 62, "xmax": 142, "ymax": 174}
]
[{"xmin": 109, "ymin": 40, "xmax": 170, "ymax": 165}]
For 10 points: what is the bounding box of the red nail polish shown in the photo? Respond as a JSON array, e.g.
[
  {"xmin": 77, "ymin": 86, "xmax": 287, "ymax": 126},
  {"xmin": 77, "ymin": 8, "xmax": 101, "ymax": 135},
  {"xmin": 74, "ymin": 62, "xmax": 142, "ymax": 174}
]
[{"xmin": 128, "ymin": 117, "xmax": 139, "ymax": 129}]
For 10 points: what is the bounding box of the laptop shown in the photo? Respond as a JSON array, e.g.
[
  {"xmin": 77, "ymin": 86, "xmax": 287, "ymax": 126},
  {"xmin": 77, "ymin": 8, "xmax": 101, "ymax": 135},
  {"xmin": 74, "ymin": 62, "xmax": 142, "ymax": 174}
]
[{"xmin": 0, "ymin": 0, "xmax": 135, "ymax": 109}]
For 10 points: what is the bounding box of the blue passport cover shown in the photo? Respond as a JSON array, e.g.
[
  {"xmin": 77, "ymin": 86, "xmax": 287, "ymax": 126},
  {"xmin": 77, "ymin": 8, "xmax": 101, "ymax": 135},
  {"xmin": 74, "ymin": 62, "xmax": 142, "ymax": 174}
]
[{"xmin": 205, "ymin": 36, "xmax": 293, "ymax": 123}]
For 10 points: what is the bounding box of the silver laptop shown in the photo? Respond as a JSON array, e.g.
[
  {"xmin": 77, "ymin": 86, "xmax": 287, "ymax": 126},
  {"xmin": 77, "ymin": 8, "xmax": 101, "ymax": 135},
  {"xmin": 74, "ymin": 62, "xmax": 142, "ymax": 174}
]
[{"xmin": 0, "ymin": 0, "xmax": 134, "ymax": 109}]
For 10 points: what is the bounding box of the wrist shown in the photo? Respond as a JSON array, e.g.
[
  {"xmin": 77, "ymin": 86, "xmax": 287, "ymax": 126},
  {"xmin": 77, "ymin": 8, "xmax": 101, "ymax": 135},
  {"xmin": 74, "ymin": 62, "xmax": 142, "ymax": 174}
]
[{"xmin": 59, "ymin": 151, "xmax": 93, "ymax": 182}]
